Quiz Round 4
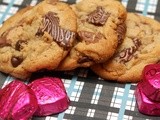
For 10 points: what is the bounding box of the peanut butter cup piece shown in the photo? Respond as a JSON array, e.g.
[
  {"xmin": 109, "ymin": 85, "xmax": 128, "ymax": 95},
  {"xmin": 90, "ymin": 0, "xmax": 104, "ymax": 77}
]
[
  {"xmin": 36, "ymin": 12, "xmax": 76, "ymax": 49},
  {"xmin": 87, "ymin": 6, "xmax": 110, "ymax": 26}
]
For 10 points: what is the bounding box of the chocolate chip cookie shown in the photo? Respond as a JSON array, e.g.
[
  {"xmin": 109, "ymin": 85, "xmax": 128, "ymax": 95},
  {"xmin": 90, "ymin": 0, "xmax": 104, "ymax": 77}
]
[
  {"xmin": 57, "ymin": 0, "xmax": 127, "ymax": 70},
  {"xmin": 0, "ymin": 0, "xmax": 76, "ymax": 79},
  {"xmin": 91, "ymin": 13, "xmax": 160, "ymax": 82}
]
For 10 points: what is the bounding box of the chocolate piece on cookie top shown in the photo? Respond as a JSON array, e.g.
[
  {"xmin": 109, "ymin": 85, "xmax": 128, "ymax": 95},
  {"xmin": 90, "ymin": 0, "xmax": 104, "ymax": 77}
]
[
  {"xmin": 36, "ymin": 12, "xmax": 76, "ymax": 49},
  {"xmin": 116, "ymin": 38, "xmax": 141, "ymax": 63},
  {"xmin": 87, "ymin": 6, "xmax": 110, "ymax": 26},
  {"xmin": 15, "ymin": 40, "xmax": 28, "ymax": 51},
  {"xmin": 78, "ymin": 31, "xmax": 103, "ymax": 44},
  {"xmin": 11, "ymin": 56, "xmax": 23, "ymax": 67},
  {"xmin": 117, "ymin": 23, "xmax": 126, "ymax": 45}
]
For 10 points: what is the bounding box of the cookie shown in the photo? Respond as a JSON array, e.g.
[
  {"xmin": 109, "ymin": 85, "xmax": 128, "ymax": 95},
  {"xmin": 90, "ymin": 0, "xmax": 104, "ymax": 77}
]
[
  {"xmin": 0, "ymin": 0, "xmax": 77, "ymax": 79},
  {"xmin": 56, "ymin": 0, "xmax": 127, "ymax": 70},
  {"xmin": 0, "ymin": 6, "xmax": 33, "ymax": 34},
  {"xmin": 91, "ymin": 13, "xmax": 160, "ymax": 83}
]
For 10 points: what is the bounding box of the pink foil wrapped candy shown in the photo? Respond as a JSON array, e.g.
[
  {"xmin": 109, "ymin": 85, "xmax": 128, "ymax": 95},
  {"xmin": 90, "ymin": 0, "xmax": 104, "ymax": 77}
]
[
  {"xmin": 135, "ymin": 84, "xmax": 160, "ymax": 116},
  {"xmin": 0, "ymin": 80, "xmax": 38, "ymax": 120},
  {"xmin": 142, "ymin": 64, "xmax": 160, "ymax": 102},
  {"xmin": 28, "ymin": 77, "xmax": 70, "ymax": 116}
]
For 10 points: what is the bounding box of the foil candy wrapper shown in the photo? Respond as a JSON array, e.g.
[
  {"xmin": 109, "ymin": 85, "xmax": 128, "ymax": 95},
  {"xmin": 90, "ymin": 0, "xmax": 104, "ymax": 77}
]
[
  {"xmin": 142, "ymin": 64, "xmax": 160, "ymax": 102},
  {"xmin": 135, "ymin": 84, "xmax": 160, "ymax": 116},
  {"xmin": 29, "ymin": 77, "xmax": 70, "ymax": 116},
  {"xmin": 0, "ymin": 80, "xmax": 38, "ymax": 120}
]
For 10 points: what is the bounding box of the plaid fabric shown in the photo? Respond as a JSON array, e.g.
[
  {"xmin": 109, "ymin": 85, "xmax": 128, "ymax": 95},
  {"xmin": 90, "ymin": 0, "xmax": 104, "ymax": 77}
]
[{"xmin": 0, "ymin": 0, "xmax": 160, "ymax": 120}]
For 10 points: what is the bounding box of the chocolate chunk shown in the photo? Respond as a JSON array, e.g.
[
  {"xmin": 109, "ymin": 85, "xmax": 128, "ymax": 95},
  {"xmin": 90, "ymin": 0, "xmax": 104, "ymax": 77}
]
[
  {"xmin": 133, "ymin": 38, "xmax": 141, "ymax": 48},
  {"xmin": 118, "ymin": 47, "xmax": 135, "ymax": 63},
  {"xmin": 116, "ymin": 38, "xmax": 141, "ymax": 63},
  {"xmin": 87, "ymin": 6, "xmax": 110, "ymax": 26},
  {"xmin": 36, "ymin": 12, "xmax": 75, "ymax": 48},
  {"xmin": 0, "ymin": 37, "xmax": 10, "ymax": 47},
  {"xmin": 36, "ymin": 12, "xmax": 59, "ymax": 36},
  {"xmin": 15, "ymin": 40, "xmax": 27, "ymax": 51},
  {"xmin": 11, "ymin": 56, "xmax": 23, "ymax": 67},
  {"xmin": 78, "ymin": 56, "xmax": 93, "ymax": 64},
  {"xmin": 117, "ymin": 23, "xmax": 126, "ymax": 45},
  {"xmin": 78, "ymin": 31, "xmax": 103, "ymax": 43},
  {"xmin": 57, "ymin": 29, "xmax": 75, "ymax": 48}
]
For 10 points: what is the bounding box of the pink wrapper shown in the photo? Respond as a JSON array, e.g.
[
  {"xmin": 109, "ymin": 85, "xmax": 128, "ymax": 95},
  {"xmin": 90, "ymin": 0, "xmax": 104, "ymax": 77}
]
[
  {"xmin": 135, "ymin": 84, "xmax": 160, "ymax": 116},
  {"xmin": 142, "ymin": 64, "xmax": 160, "ymax": 102},
  {"xmin": 0, "ymin": 80, "xmax": 38, "ymax": 120},
  {"xmin": 28, "ymin": 77, "xmax": 70, "ymax": 116}
]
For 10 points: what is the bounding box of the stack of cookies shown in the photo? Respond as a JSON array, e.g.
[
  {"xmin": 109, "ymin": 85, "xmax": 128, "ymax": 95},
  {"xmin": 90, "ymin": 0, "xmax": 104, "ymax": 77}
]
[{"xmin": 0, "ymin": 0, "xmax": 160, "ymax": 83}]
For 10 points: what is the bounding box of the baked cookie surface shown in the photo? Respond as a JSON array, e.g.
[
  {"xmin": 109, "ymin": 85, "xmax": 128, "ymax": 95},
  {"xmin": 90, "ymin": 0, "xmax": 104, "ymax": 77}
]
[
  {"xmin": 91, "ymin": 13, "xmax": 160, "ymax": 82},
  {"xmin": 0, "ymin": 0, "xmax": 76, "ymax": 79},
  {"xmin": 57, "ymin": 0, "xmax": 127, "ymax": 70}
]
